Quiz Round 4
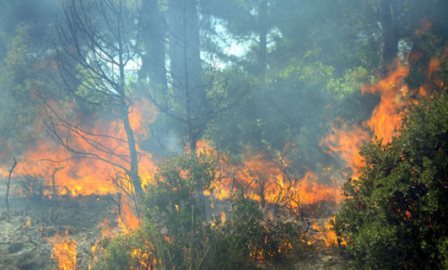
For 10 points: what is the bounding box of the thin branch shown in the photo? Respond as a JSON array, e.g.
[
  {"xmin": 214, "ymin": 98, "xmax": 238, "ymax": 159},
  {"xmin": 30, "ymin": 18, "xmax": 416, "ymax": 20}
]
[{"xmin": 5, "ymin": 157, "xmax": 17, "ymax": 222}]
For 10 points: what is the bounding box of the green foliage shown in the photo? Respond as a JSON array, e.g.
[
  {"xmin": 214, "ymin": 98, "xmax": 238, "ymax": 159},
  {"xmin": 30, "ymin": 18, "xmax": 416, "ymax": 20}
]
[
  {"xmin": 95, "ymin": 153, "xmax": 307, "ymax": 269},
  {"xmin": 0, "ymin": 24, "xmax": 43, "ymax": 155},
  {"xmin": 335, "ymin": 92, "xmax": 448, "ymax": 269},
  {"xmin": 327, "ymin": 67, "xmax": 372, "ymax": 100}
]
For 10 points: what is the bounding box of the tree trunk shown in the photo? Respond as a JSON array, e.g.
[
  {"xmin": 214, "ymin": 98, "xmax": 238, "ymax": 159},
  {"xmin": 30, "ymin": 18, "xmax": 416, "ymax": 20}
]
[
  {"xmin": 380, "ymin": 0, "xmax": 399, "ymax": 70},
  {"xmin": 121, "ymin": 103, "xmax": 143, "ymax": 194},
  {"xmin": 140, "ymin": 0, "xmax": 168, "ymax": 94},
  {"xmin": 258, "ymin": 0, "xmax": 268, "ymax": 77},
  {"xmin": 167, "ymin": 0, "xmax": 206, "ymax": 152},
  {"xmin": 118, "ymin": 35, "xmax": 143, "ymax": 193}
]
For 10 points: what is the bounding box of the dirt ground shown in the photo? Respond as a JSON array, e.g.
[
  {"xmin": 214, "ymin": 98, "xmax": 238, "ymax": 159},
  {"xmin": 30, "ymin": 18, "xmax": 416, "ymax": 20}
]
[{"xmin": 0, "ymin": 178, "xmax": 118, "ymax": 270}]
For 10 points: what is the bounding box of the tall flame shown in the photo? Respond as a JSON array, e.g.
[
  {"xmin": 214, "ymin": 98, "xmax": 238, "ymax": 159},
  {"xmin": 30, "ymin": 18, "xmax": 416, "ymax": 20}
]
[
  {"xmin": 321, "ymin": 60, "xmax": 421, "ymax": 179},
  {"xmin": 50, "ymin": 231, "xmax": 78, "ymax": 270},
  {"xmin": 361, "ymin": 61, "xmax": 410, "ymax": 144}
]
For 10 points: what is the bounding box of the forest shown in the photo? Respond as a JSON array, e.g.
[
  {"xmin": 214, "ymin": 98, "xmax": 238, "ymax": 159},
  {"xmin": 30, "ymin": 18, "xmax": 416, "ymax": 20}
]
[{"xmin": 0, "ymin": 0, "xmax": 447, "ymax": 269}]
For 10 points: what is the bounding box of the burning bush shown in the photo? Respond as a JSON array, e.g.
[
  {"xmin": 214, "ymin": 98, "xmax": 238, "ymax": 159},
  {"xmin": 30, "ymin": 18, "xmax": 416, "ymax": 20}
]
[
  {"xmin": 335, "ymin": 91, "xmax": 448, "ymax": 269},
  {"xmin": 94, "ymin": 153, "xmax": 309, "ymax": 269}
]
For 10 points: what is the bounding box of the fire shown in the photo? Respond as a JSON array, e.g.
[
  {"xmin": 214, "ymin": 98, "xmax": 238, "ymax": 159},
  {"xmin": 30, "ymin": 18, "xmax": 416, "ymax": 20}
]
[
  {"xmin": 0, "ymin": 99, "xmax": 156, "ymax": 269},
  {"xmin": 0, "ymin": 100, "xmax": 158, "ymax": 243},
  {"xmin": 117, "ymin": 195, "xmax": 140, "ymax": 234},
  {"xmin": 321, "ymin": 124, "xmax": 370, "ymax": 179},
  {"xmin": 361, "ymin": 61, "xmax": 410, "ymax": 144},
  {"xmin": 130, "ymin": 242, "xmax": 158, "ymax": 270},
  {"xmin": 220, "ymin": 211, "xmax": 227, "ymax": 225},
  {"xmin": 199, "ymin": 141, "xmax": 342, "ymax": 210},
  {"xmin": 4, "ymin": 99, "xmax": 157, "ymax": 198},
  {"xmin": 428, "ymin": 57, "xmax": 441, "ymax": 78},
  {"xmin": 309, "ymin": 217, "xmax": 342, "ymax": 247},
  {"xmin": 296, "ymin": 172, "xmax": 342, "ymax": 206},
  {"xmin": 0, "ymin": 167, "xmax": 7, "ymax": 177},
  {"xmin": 89, "ymin": 219, "xmax": 118, "ymax": 269},
  {"xmin": 50, "ymin": 231, "xmax": 78, "ymax": 270},
  {"xmin": 237, "ymin": 154, "xmax": 341, "ymax": 207},
  {"xmin": 322, "ymin": 60, "xmax": 419, "ymax": 179}
]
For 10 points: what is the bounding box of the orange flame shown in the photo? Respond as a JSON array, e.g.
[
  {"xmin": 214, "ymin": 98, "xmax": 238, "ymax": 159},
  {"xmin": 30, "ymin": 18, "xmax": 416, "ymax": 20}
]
[
  {"xmin": 361, "ymin": 61, "xmax": 410, "ymax": 144},
  {"xmin": 321, "ymin": 124, "xmax": 370, "ymax": 179},
  {"xmin": 4, "ymin": 100, "xmax": 157, "ymax": 198},
  {"xmin": 309, "ymin": 217, "xmax": 342, "ymax": 247},
  {"xmin": 117, "ymin": 195, "xmax": 140, "ymax": 234},
  {"xmin": 296, "ymin": 172, "xmax": 342, "ymax": 206},
  {"xmin": 322, "ymin": 60, "xmax": 418, "ymax": 179},
  {"xmin": 428, "ymin": 57, "xmax": 441, "ymax": 78},
  {"xmin": 199, "ymin": 141, "xmax": 341, "ymax": 209},
  {"xmin": 89, "ymin": 219, "xmax": 118, "ymax": 269},
  {"xmin": 0, "ymin": 100, "xmax": 159, "ymax": 237},
  {"xmin": 130, "ymin": 242, "xmax": 157, "ymax": 270},
  {"xmin": 50, "ymin": 231, "xmax": 78, "ymax": 270}
]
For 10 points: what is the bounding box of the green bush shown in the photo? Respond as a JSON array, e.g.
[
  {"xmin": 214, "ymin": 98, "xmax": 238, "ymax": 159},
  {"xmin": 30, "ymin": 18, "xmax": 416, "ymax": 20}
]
[{"xmin": 335, "ymin": 92, "xmax": 448, "ymax": 269}]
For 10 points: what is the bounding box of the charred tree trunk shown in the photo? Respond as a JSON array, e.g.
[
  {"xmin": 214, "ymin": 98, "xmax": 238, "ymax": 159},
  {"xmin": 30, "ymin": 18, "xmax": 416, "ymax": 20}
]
[
  {"xmin": 120, "ymin": 100, "xmax": 143, "ymax": 194},
  {"xmin": 118, "ymin": 28, "xmax": 142, "ymax": 194}
]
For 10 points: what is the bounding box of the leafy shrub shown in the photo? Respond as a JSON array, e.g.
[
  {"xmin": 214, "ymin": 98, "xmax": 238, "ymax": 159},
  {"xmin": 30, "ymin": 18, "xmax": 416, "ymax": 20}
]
[{"xmin": 335, "ymin": 92, "xmax": 448, "ymax": 269}]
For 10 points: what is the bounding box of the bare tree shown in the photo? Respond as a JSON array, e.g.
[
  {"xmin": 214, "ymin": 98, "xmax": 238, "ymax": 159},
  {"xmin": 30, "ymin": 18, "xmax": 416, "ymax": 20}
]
[{"xmin": 55, "ymin": 0, "xmax": 144, "ymax": 193}]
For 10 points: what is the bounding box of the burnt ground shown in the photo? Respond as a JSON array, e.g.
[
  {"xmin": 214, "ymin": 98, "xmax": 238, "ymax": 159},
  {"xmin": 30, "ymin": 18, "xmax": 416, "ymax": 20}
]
[
  {"xmin": 0, "ymin": 179, "xmax": 348, "ymax": 270},
  {"xmin": 0, "ymin": 179, "xmax": 118, "ymax": 270},
  {"xmin": 294, "ymin": 248, "xmax": 348, "ymax": 270}
]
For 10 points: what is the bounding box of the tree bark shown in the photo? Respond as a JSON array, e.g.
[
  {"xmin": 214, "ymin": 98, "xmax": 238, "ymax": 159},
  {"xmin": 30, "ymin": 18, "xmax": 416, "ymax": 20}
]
[
  {"xmin": 119, "ymin": 53, "xmax": 143, "ymax": 194},
  {"xmin": 167, "ymin": 0, "xmax": 206, "ymax": 152},
  {"xmin": 380, "ymin": 0, "xmax": 399, "ymax": 70},
  {"xmin": 121, "ymin": 101, "xmax": 143, "ymax": 194},
  {"xmin": 117, "ymin": 3, "xmax": 142, "ymax": 193},
  {"xmin": 140, "ymin": 0, "xmax": 168, "ymax": 93}
]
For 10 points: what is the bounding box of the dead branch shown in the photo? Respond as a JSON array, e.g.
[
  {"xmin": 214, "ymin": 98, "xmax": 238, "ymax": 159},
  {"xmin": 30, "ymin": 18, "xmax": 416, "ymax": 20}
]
[{"xmin": 5, "ymin": 157, "xmax": 18, "ymax": 222}]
